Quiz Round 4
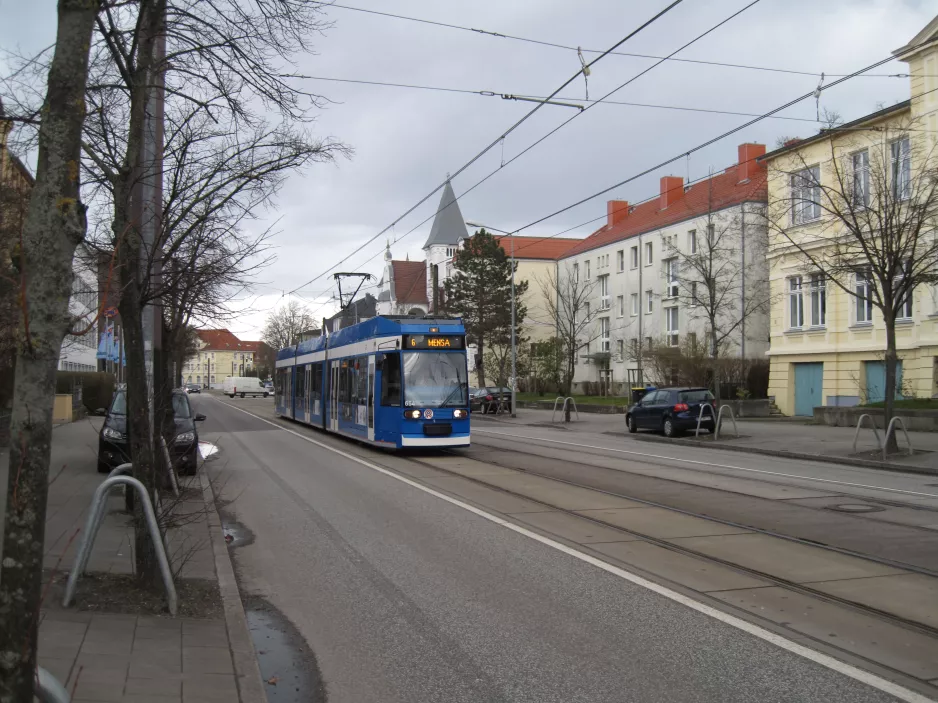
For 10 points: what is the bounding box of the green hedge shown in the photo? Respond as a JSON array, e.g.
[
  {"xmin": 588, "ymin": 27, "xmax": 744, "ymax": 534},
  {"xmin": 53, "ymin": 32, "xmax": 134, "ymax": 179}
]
[{"xmin": 55, "ymin": 371, "xmax": 116, "ymax": 413}]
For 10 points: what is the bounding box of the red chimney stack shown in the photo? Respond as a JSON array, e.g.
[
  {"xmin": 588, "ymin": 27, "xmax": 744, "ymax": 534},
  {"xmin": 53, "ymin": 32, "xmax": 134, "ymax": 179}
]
[
  {"xmin": 737, "ymin": 143, "xmax": 766, "ymax": 182},
  {"xmin": 607, "ymin": 200, "xmax": 629, "ymax": 228},
  {"xmin": 659, "ymin": 176, "xmax": 684, "ymax": 209}
]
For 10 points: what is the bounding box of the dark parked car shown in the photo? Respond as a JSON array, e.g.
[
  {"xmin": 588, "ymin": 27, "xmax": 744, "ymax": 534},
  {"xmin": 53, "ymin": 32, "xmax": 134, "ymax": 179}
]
[
  {"xmin": 98, "ymin": 389, "xmax": 206, "ymax": 475},
  {"xmin": 470, "ymin": 386, "xmax": 513, "ymax": 414},
  {"xmin": 626, "ymin": 387, "xmax": 715, "ymax": 438}
]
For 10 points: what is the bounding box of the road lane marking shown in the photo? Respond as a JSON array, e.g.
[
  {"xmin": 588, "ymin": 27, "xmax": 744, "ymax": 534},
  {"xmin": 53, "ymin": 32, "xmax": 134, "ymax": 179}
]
[
  {"xmin": 217, "ymin": 401, "xmax": 935, "ymax": 703},
  {"xmin": 474, "ymin": 428, "xmax": 938, "ymax": 499}
]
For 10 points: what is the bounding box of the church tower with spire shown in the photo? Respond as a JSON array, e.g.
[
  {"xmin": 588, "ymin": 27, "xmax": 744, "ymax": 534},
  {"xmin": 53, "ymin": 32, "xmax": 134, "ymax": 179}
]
[{"xmin": 422, "ymin": 179, "xmax": 468, "ymax": 313}]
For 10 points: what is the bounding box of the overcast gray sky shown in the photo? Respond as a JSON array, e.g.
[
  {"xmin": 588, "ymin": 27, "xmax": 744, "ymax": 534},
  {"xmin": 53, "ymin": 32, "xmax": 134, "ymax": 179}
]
[{"xmin": 1, "ymin": 0, "xmax": 931, "ymax": 339}]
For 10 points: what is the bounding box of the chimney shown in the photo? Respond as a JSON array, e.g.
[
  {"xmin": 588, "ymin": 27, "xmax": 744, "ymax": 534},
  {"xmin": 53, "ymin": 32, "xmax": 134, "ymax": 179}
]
[
  {"xmin": 737, "ymin": 143, "xmax": 766, "ymax": 182},
  {"xmin": 606, "ymin": 200, "xmax": 629, "ymax": 228},
  {"xmin": 659, "ymin": 176, "xmax": 684, "ymax": 209}
]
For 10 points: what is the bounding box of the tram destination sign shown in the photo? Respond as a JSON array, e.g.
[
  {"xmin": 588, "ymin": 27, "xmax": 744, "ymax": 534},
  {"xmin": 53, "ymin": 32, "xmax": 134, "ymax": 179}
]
[{"xmin": 404, "ymin": 334, "xmax": 464, "ymax": 350}]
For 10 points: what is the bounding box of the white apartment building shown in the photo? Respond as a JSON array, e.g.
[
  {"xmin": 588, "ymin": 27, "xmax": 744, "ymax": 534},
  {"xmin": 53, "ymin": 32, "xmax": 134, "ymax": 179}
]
[
  {"xmin": 558, "ymin": 144, "xmax": 771, "ymax": 392},
  {"xmin": 59, "ymin": 245, "xmax": 98, "ymax": 372}
]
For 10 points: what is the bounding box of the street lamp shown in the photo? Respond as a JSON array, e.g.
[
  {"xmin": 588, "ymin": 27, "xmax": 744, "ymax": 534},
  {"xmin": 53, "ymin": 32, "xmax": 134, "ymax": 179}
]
[{"xmin": 466, "ymin": 221, "xmax": 517, "ymax": 418}]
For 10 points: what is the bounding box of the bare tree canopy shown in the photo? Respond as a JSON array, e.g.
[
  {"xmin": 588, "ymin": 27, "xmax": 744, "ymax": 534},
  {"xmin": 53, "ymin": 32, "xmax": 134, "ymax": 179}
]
[{"xmin": 262, "ymin": 299, "xmax": 318, "ymax": 350}]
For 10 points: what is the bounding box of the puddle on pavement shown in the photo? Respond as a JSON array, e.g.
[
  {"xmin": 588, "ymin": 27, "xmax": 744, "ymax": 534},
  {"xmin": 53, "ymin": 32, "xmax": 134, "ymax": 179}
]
[
  {"xmin": 222, "ymin": 519, "xmax": 256, "ymax": 548},
  {"xmin": 199, "ymin": 441, "xmax": 219, "ymax": 460},
  {"xmin": 244, "ymin": 596, "xmax": 326, "ymax": 703}
]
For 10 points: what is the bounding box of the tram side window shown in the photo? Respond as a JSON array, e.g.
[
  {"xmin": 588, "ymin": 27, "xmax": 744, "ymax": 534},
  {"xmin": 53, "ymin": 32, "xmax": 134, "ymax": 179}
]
[
  {"xmin": 310, "ymin": 362, "xmax": 322, "ymax": 399},
  {"xmin": 296, "ymin": 365, "xmax": 305, "ymax": 400},
  {"xmin": 380, "ymin": 353, "xmax": 401, "ymax": 406},
  {"xmin": 357, "ymin": 357, "xmax": 369, "ymax": 404},
  {"xmin": 339, "ymin": 363, "xmax": 352, "ymax": 403}
]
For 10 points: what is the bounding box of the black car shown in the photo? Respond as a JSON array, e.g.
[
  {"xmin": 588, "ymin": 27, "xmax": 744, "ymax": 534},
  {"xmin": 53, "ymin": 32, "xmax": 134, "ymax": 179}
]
[
  {"xmin": 626, "ymin": 387, "xmax": 714, "ymax": 437},
  {"xmin": 470, "ymin": 386, "xmax": 513, "ymax": 414},
  {"xmin": 186, "ymin": 383, "xmax": 201, "ymax": 394},
  {"xmin": 98, "ymin": 389, "xmax": 206, "ymax": 475}
]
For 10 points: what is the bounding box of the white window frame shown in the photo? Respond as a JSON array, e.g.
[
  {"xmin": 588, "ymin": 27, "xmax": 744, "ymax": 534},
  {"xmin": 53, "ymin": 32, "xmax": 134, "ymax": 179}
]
[
  {"xmin": 855, "ymin": 270, "xmax": 873, "ymax": 324},
  {"xmin": 617, "ymin": 249, "xmax": 624, "ymax": 272},
  {"xmin": 599, "ymin": 274, "xmax": 610, "ymax": 310},
  {"xmin": 809, "ymin": 273, "xmax": 826, "ymax": 327},
  {"xmin": 665, "ymin": 258, "xmax": 679, "ymax": 298},
  {"xmin": 573, "ymin": 263, "xmax": 579, "ymax": 282},
  {"xmin": 616, "ymin": 338, "xmax": 624, "ymax": 362},
  {"xmin": 630, "ymin": 293, "xmax": 639, "ymax": 316},
  {"xmin": 897, "ymin": 260, "xmax": 914, "ymax": 320},
  {"xmin": 851, "ymin": 149, "xmax": 870, "ymax": 207},
  {"xmin": 600, "ymin": 317, "xmax": 610, "ymax": 352},
  {"xmin": 644, "ymin": 241, "xmax": 653, "ymax": 266},
  {"xmin": 646, "ymin": 289, "xmax": 653, "ymax": 314},
  {"xmin": 891, "ymin": 136, "xmax": 911, "ymax": 201},
  {"xmin": 585, "ymin": 260, "xmax": 591, "ymax": 279},
  {"xmin": 789, "ymin": 276, "xmax": 804, "ymax": 329},
  {"xmin": 630, "ymin": 246, "xmax": 639, "ymax": 270},
  {"xmin": 616, "ymin": 294, "xmax": 624, "ymax": 318},
  {"xmin": 665, "ymin": 306, "xmax": 679, "ymax": 347},
  {"xmin": 791, "ymin": 166, "xmax": 821, "ymax": 225},
  {"xmin": 688, "ymin": 229, "xmax": 697, "ymax": 254},
  {"xmin": 690, "ymin": 281, "xmax": 698, "ymax": 307}
]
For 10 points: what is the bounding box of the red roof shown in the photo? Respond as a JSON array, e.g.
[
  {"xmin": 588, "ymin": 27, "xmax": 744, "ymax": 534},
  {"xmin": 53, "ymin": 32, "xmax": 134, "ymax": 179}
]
[
  {"xmin": 563, "ymin": 147, "xmax": 767, "ymax": 258},
  {"xmin": 391, "ymin": 260, "xmax": 428, "ymax": 305},
  {"xmin": 197, "ymin": 329, "xmax": 250, "ymax": 351},
  {"xmin": 493, "ymin": 235, "xmax": 581, "ymax": 261}
]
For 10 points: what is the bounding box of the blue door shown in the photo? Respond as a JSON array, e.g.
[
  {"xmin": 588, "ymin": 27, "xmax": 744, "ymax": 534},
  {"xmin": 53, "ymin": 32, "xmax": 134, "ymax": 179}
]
[
  {"xmin": 864, "ymin": 361, "xmax": 903, "ymax": 404},
  {"xmin": 793, "ymin": 362, "xmax": 823, "ymax": 416}
]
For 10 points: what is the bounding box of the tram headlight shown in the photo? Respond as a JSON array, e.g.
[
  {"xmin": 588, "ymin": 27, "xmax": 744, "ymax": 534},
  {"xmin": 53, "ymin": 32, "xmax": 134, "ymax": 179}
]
[
  {"xmin": 404, "ymin": 409, "xmax": 421, "ymax": 420},
  {"xmin": 453, "ymin": 409, "xmax": 467, "ymax": 419}
]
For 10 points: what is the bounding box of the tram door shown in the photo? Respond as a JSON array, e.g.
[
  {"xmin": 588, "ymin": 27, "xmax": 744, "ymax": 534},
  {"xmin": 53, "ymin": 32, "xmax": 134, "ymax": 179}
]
[
  {"xmin": 329, "ymin": 361, "xmax": 340, "ymax": 432},
  {"xmin": 285, "ymin": 368, "xmax": 293, "ymax": 419},
  {"xmin": 367, "ymin": 356, "xmax": 375, "ymax": 441},
  {"xmin": 304, "ymin": 365, "xmax": 311, "ymax": 423}
]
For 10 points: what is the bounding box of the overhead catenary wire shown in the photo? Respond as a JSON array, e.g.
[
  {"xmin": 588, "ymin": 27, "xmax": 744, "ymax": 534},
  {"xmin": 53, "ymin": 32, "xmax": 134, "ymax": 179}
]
[
  {"xmin": 283, "ymin": 0, "xmax": 687, "ymax": 298},
  {"xmin": 310, "ymin": 1, "xmax": 925, "ymax": 79}
]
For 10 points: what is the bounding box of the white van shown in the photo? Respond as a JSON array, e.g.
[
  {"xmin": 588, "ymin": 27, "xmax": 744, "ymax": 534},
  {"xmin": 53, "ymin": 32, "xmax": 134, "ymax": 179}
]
[{"xmin": 223, "ymin": 376, "xmax": 268, "ymax": 398}]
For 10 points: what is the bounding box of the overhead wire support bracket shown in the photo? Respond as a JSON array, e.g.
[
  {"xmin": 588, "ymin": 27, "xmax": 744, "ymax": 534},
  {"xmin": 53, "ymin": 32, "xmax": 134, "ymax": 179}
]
[
  {"xmin": 500, "ymin": 94, "xmax": 584, "ymax": 111},
  {"xmin": 334, "ymin": 272, "xmax": 375, "ymax": 311}
]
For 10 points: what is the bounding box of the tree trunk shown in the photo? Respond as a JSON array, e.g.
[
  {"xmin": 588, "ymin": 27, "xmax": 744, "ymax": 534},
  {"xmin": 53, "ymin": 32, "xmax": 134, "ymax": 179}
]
[
  {"xmin": 883, "ymin": 317, "xmax": 899, "ymax": 455},
  {"xmin": 476, "ymin": 337, "xmax": 486, "ymax": 387},
  {"xmin": 0, "ymin": 2, "xmax": 99, "ymax": 699}
]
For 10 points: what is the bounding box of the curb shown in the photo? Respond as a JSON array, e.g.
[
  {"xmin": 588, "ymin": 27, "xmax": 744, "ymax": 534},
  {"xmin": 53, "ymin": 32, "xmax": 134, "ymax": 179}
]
[
  {"xmin": 199, "ymin": 473, "xmax": 267, "ymax": 703},
  {"xmin": 620, "ymin": 431, "xmax": 938, "ymax": 476}
]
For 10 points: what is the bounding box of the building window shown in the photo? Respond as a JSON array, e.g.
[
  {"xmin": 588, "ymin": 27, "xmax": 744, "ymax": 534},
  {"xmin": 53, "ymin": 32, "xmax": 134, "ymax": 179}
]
[
  {"xmin": 599, "ymin": 275, "xmax": 610, "ymax": 310},
  {"xmin": 791, "ymin": 166, "xmax": 821, "ymax": 224},
  {"xmin": 617, "ymin": 339, "xmax": 624, "ymax": 361},
  {"xmin": 630, "ymin": 293, "xmax": 638, "ymax": 316},
  {"xmin": 646, "ymin": 290, "xmax": 653, "ymax": 314},
  {"xmin": 630, "ymin": 246, "xmax": 638, "ymax": 270},
  {"xmin": 585, "ymin": 260, "xmax": 591, "ymax": 279},
  {"xmin": 809, "ymin": 274, "xmax": 826, "ymax": 327},
  {"xmin": 665, "ymin": 258, "xmax": 679, "ymax": 298},
  {"xmin": 600, "ymin": 317, "xmax": 610, "ymax": 352},
  {"xmin": 573, "ymin": 263, "xmax": 579, "ymax": 282},
  {"xmin": 852, "ymin": 150, "xmax": 870, "ymax": 206},
  {"xmin": 690, "ymin": 281, "xmax": 698, "ymax": 306},
  {"xmin": 617, "ymin": 250, "xmax": 624, "ymax": 272},
  {"xmin": 688, "ymin": 331, "xmax": 698, "ymax": 351},
  {"xmin": 789, "ymin": 276, "xmax": 804, "ymax": 328},
  {"xmin": 688, "ymin": 229, "xmax": 697, "ymax": 254},
  {"xmin": 855, "ymin": 270, "xmax": 873, "ymax": 324},
  {"xmin": 645, "ymin": 336, "xmax": 653, "ymax": 351},
  {"xmin": 631, "ymin": 338, "xmax": 639, "ymax": 356},
  {"xmin": 666, "ymin": 307, "xmax": 679, "ymax": 347},
  {"xmin": 644, "ymin": 242, "xmax": 653, "ymax": 266},
  {"xmin": 891, "ymin": 137, "xmax": 911, "ymax": 200},
  {"xmin": 898, "ymin": 261, "xmax": 914, "ymax": 320},
  {"xmin": 617, "ymin": 295, "xmax": 624, "ymax": 317}
]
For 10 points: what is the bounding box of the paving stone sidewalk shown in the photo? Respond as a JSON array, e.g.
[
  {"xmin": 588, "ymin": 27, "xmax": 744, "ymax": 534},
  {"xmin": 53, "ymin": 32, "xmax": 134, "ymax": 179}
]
[{"xmin": 0, "ymin": 418, "xmax": 264, "ymax": 703}]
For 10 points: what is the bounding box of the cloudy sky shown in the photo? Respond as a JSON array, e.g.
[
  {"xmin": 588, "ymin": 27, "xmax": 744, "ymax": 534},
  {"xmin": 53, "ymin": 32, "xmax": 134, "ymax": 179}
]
[{"xmin": 1, "ymin": 0, "xmax": 932, "ymax": 340}]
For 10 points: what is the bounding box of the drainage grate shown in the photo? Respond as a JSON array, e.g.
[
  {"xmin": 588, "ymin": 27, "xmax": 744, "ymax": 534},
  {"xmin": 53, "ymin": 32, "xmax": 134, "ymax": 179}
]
[{"xmin": 827, "ymin": 503, "xmax": 886, "ymax": 514}]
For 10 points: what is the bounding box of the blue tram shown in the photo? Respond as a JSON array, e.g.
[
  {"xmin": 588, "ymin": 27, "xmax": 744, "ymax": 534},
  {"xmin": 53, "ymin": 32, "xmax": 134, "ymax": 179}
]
[{"xmin": 274, "ymin": 315, "xmax": 470, "ymax": 448}]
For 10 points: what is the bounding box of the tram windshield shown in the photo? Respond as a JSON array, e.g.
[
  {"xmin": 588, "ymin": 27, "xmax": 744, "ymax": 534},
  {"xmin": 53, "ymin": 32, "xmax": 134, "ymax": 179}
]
[{"xmin": 402, "ymin": 352, "xmax": 468, "ymax": 408}]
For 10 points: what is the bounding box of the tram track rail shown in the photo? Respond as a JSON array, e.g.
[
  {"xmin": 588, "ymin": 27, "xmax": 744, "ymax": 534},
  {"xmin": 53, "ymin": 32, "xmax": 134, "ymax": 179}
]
[{"xmin": 399, "ymin": 449, "xmax": 938, "ymax": 643}]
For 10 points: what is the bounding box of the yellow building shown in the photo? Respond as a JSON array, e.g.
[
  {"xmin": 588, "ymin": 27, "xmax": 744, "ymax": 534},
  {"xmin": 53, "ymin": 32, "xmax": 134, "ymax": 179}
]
[
  {"xmin": 185, "ymin": 329, "xmax": 260, "ymax": 388},
  {"xmin": 764, "ymin": 18, "xmax": 938, "ymax": 415}
]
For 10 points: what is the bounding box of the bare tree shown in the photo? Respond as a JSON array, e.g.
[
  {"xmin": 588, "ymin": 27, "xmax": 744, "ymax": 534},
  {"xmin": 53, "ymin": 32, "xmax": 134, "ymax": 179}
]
[
  {"xmin": 0, "ymin": 1, "xmax": 100, "ymax": 698},
  {"xmin": 262, "ymin": 299, "xmax": 318, "ymax": 350},
  {"xmin": 539, "ymin": 264, "xmax": 601, "ymax": 399},
  {"xmin": 663, "ymin": 185, "xmax": 771, "ymax": 404},
  {"xmin": 765, "ymin": 115, "xmax": 938, "ymax": 451}
]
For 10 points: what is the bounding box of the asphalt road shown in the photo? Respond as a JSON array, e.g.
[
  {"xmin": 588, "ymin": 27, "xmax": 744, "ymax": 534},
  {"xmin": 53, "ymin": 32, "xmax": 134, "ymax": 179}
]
[{"xmin": 192, "ymin": 394, "xmax": 919, "ymax": 703}]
